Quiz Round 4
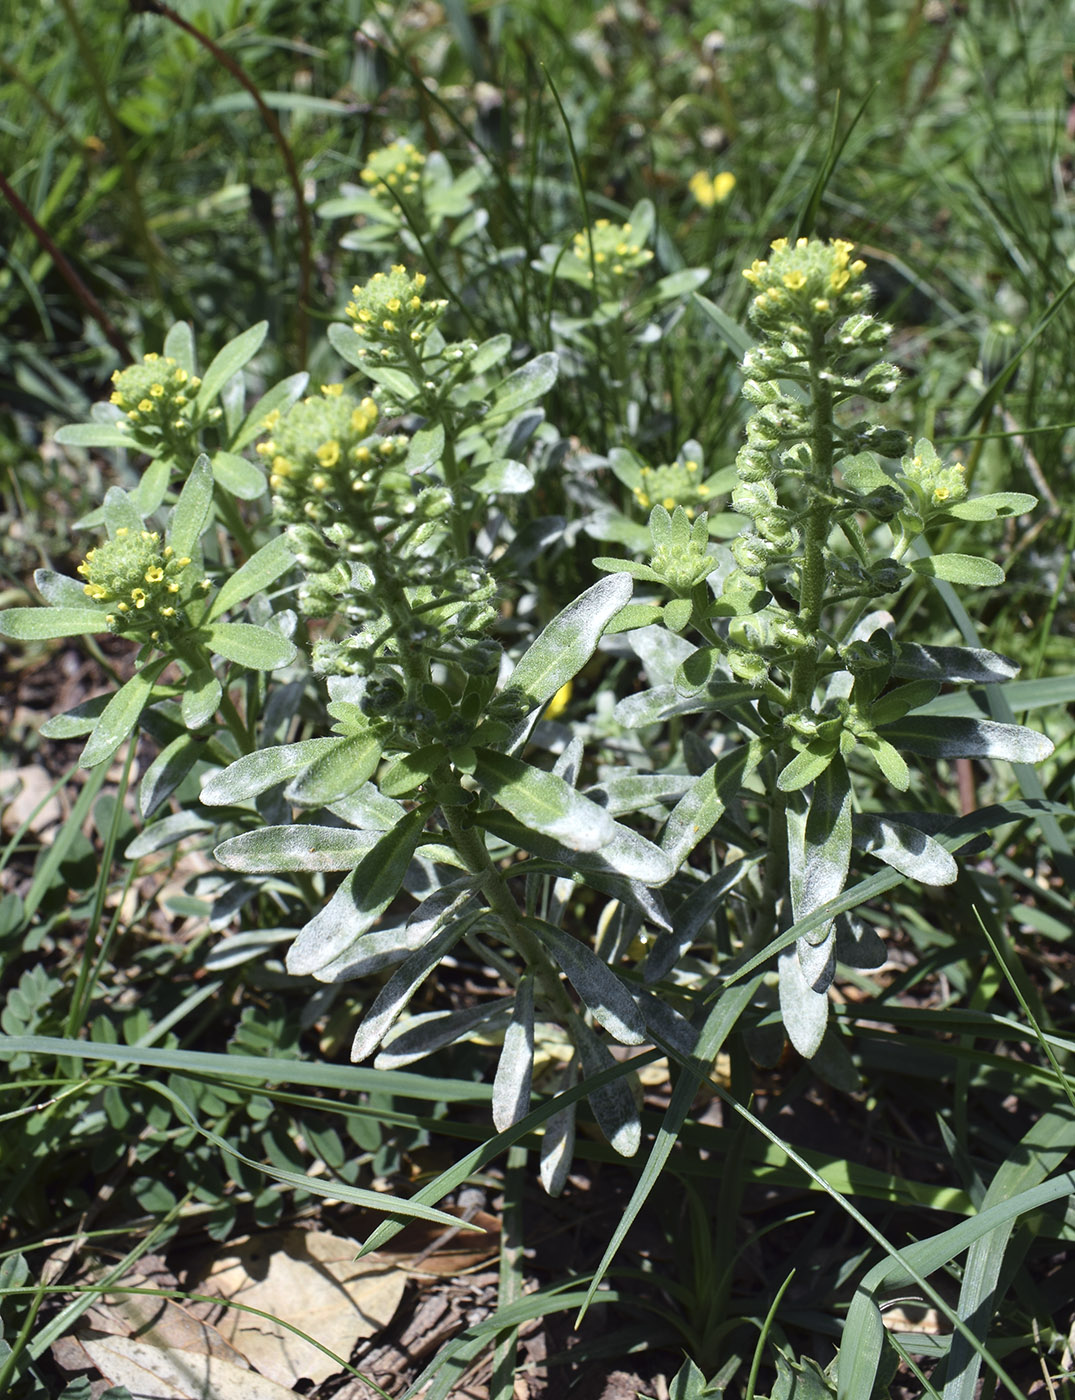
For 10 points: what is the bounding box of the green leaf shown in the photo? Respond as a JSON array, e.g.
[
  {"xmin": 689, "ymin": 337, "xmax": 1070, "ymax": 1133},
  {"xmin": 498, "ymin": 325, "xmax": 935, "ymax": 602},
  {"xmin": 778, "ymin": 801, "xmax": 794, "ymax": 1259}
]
[
  {"xmin": 201, "ymin": 622, "xmax": 297, "ymax": 670},
  {"xmin": 861, "ymin": 734, "xmax": 910, "ymax": 790},
  {"xmin": 853, "ymin": 815, "xmax": 958, "ymax": 886},
  {"xmin": 878, "ymin": 716, "xmax": 1053, "ymax": 764},
  {"xmin": 468, "ymin": 458, "xmax": 534, "ymax": 494},
  {"xmin": 380, "ymin": 746, "xmax": 448, "ymax": 797},
  {"xmin": 502, "ymin": 573, "xmax": 633, "ymax": 724},
  {"xmin": 788, "ymin": 759, "xmax": 853, "ymax": 946},
  {"xmin": 80, "ymin": 659, "xmax": 169, "ymax": 768},
  {"xmin": 285, "ymin": 730, "xmax": 382, "ymax": 807},
  {"xmin": 603, "ymin": 603, "xmax": 666, "ymax": 635},
  {"xmin": 778, "ymin": 742, "xmax": 838, "ymax": 792},
  {"xmin": 140, "ymin": 733, "xmax": 203, "ymax": 818},
  {"xmin": 215, "ymin": 824, "xmax": 383, "ymax": 872},
  {"xmin": 573, "ymin": 1017, "xmax": 641, "ymax": 1156},
  {"xmin": 201, "ymin": 737, "xmax": 341, "ymax": 805},
  {"xmin": 0, "ymin": 606, "xmax": 109, "ymax": 640},
  {"xmin": 232, "ymin": 371, "xmax": 309, "ymax": 451},
  {"xmin": 208, "ymin": 534, "xmax": 294, "ymax": 621},
  {"xmin": 891, "ymin": 642, "xmax": 1018, "ymax": 684},
  {"xmin": 195, "ymin": 321, "xmax": 268, "ymax": 411},
  {"xmin": 40, "ymin": 694, "xmax": 110, "ymax": 738},
  {"xmin": 778, "ymin": 944, "xmax": 830, "ymax": 1058},
  {"xmin": 528, "ymin": 918, "xmax": 644, "ymax": 1045},
  {"xmin": 350, "ymin": 916, "xmax": 469, "ymax": 1061},
  {"xmin": 663, "ymin": 597, "xmax": 693, "ymax": 632},
  {"xmin": 211, "ymin": 450, "xmax": 266, "ymax": 500},
  {"xmin": 169, "ymin": 454, "xmax": 215, "ymax": 560},
  {"xmin": 286, "ymin": 809, "xmax": 427, "ymax": 976},
  {"xmin": 32, "ymin": 569, "xmax": 89, "ymax": 609},
  {"xmin": 492, "ymin": 975, "xmax": 535, "ymax": 1132},
  {"xmin": 181, "ymin": 666, "xmax": 222, "ymax": 729},
  {"xmin": 908, "ymin": 553, "xmax": 1005, "ymax": 586},
  {"xmin": 163, "ymin": 320, "xmax": 196, "ymax": 372},
  {"xmin": 130, "ymin": 455, "xmax": 172, "ymax": 516},
  {"xmin": 473, "ymin": 749, "xmax": 615, "ymax": 851},
  {"xmin": 945, "ymin": 491, "xmax": 1037, "ymax": 521},
  {"xmin": 488, "ymin": 352, "xmax": 559, "ymax": 419},
  {"xmin": 661, "ymin": 745, "xmax": 757, "ymax": 868},
  {"xmin": 376, "ymin": 999, "xmax": 512, "ymax": 1070},
  {"xmin": 692, "ymin": 292, "xmax": 755, "ymax": 360},
  {"xmin": 54, "ymin": 422, "xmax": 141, "ymax": 449}
]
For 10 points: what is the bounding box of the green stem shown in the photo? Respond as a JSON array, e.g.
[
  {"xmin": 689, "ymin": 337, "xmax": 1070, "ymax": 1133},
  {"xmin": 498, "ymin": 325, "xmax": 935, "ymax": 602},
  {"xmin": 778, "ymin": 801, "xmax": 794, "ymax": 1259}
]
[{"xmin": 442, "ymin": 809, "xmax": 576, "ymax": 1025}]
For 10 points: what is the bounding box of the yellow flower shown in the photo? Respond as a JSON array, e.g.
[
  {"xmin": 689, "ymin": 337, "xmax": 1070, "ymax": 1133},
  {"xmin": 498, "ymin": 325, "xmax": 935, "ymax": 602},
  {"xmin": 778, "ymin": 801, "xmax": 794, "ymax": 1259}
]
[{"xmin": 689, "ymin": 170, "xmax": 735, "ymax": 207}]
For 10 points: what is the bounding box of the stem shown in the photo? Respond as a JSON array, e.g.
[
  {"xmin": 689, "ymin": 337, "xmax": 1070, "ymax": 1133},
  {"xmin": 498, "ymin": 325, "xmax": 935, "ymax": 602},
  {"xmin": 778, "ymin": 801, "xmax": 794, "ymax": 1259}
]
[{"xmin": 442, "ymin": 808, "xmax": 577, "ymax": 1025}]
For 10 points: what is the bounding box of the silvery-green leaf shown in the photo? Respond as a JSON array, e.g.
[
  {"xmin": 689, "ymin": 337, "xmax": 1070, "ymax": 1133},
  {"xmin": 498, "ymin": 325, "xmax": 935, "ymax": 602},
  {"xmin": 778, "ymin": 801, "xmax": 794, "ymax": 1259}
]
[
  {"xmin": 798, "ymin": 929, "xmax": 836, "ymax": 992},
  {"xmin": 208, "ymin": 534, "xmax": 294, "ymax": 622},
  {"xmin": 214, "ymin": 824, "xmax": 382, "ymax": 872},
  {"xmin": 202, "ymin": 621, "xmax": 297, "ymax": 671},
  {"xmin": 503, "ymin": 573, "xmax": 633, "ymax": 724},
  {"xmin": 879, "ymin": 716, "xmax": 1053, "ymax": 763},
  {"xmin": 643, "ymin": 858, "xmax": 754, "ymax": 982},
  {"xmin": 350, "ymin": 918, "xmax": 468, "ymax": 1063},
  {"xmin": 80, "ymin": 658, "xmax": 170, "ymax": 769},
  {"xmin": 286, "ymin": 810, "xmax": 427, "ymax": 978},
  {"xmin": 637, "ymin": 990, "xmax": 698, "ymax": 1059},
  {"xmin": 626, "ymin": 624, "xmax": 697, "ymax": 689},
  {"xmin": 54, "ymin": 422, "xmax": 137, "ymax": 449},
  {"xmin": 493, "ymin": 974, "xmax": 535, "ymax": 1132},
  {"xmin": 778, "ymin": 741, "xmax": 838, "ymax": 793},
  {"xmin": 232, "ymin": 371, "xmax": 308, "ymax": 451},
  {"xmin": 181, "ymin": 666, "xmax": 221, "ymax": 730},
  {"xmin": 211, "ymin": 450, "xmax": 265, "ymax": 500},
  {"xmin": 891, "ymin": 643, "xmax": 1018, "ymax": 685},
  {"xmin": 488, "ymin": 352, "xmax": 558, "ymax": 419},
  {"xmin": 0, "ymin": 606, "xmax": 109, "ymax": 640},
  {"xmin": 310, "ymin": 881, "xmax": 477, "ymax": 982},
  {"xmin": 40, "ymin": 694, "xmax": 110, "ymax": 739},
  {"xmin": 126, "ymin": 810, "xmax": 215, "ymax": 859},
  {"xmin": 476, "ymin": 811, "xmax": 674, "ymax": 926},
  {"xmin": 908, "ymin": 553, "xmax": 1005, "ymax": 586},
  {"xmin": 103, "ymin": 485, "xmax": 144, "ymax": 537},
  {"xmin": 540, "ymin": 1093, "xmax": 576, "ymax": 1197},
  {"xmin": 469, "ymin": 458, "xmax": 534, "ymax": 494},
  {"xmin": 140, "ymin": 733, "xmax": 202, "ymax": 818},
  {"xmin": 168, "ymin": 454, "xmax": 214, "ymax": 560},
  {"xmin": 854, "ymin": 814, "xmax": 958, "ymax": 885},
  {"xmin": 835, "ymin": 914, "xmax": 888, "ymax": 970},
  {"xmin": 778, "ymin": 945, "xmax": 829, "ymax": 1058},
  {"xmin": 195, "ymin": 321, "xmax": 267, "ymax": 410},
  {"xmin": 586, "ymin": 773, "xmax": 687, "ymax": 819},
  {"xmin": 945, "ymin": 491, "xmax": 1036, "ymax": 521},
  {"xmin": 787, "ymin": 759, "xmax": 852, "ymax": 947},
  {"xmin": 201, "ymin": 736, "xmax": 340, "ymax": 805},
  {"xmin": 285, "ymin": 730, "xmax": 381, "ymax": 807},
  {"xmin": 375, "ymin": 998, "xmax": 512, "ymax": 1069},
  {"xmin": 529, "ymin": 919, "xmax": 644, "ymax": 1045},
  {"xmin": 325, "ymin": 782, "xmax": 404, "ymax": 831},
  {"xmin": 473, "ymin": 749, "xmax": 615, "ymax": 852},
  {"xmin": 32, "ymin": 569, "xmax": 89, "ymax": 608},
  {"xmin": 573, "ymin": 1018, "xmax": 641, "ymax": 1157},
  {"xmin": 661, "ymin": 745, "xmax": 757, "ymax": 868},
  {"xmin": 552, "ymin": 735, "xmax": 585, "ymax": 788}
]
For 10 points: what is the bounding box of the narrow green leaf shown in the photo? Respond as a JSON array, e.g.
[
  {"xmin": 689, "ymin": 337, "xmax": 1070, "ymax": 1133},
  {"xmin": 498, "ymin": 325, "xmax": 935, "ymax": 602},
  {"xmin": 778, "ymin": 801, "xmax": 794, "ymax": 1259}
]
[
  {"xmin": 232, "ymin": 371, "xmax": 309, "ymax": 451},
  {"xmin": 181, "ymin": 666, "xmax": 222, "ymax": 730},
  {"xmin": 54, "ymin": 422, "xmax": 140, "ymax": 448},
  {"xmin": 285, "ymin": 730, "xmax": 381, "ymax": 807},
  {"xmin": 140, "ymin": 734, "xmax": 203, "ymax": 818},
  {"xmin": 493, "ymin": 975, "xmax": 535, "ymax": 1132},
  {"xmin": 777, "ymin": 741, "xmax": 837, "ymax": 792},
  {"xmin": 879, "ymin": 716, "xmax": 1053, "ymax": 764},
  {"xmin": 661, "ymin": 745, "xmax": 756, "ymax": 867},
  {"xmin": 169, "ymin": 454, "xmax": 215, "ymax": 560},
  {"xmin": 215, "ymin": 825, "xmax": 382, "ymax": 872},
  {"xmin": 286, "ymin": 809, "xmax": 427, "ymax": 976},
  {"xmin": 473, "ymin": 749, "xmax": 615, "ymax": 852},
  {"xmin": 0, "ymin": 606, "xmax": 108, "ymax": 640},
  {"xmin": 202, "ymin": 621, "xmax": 297, "ymax": 670},
  {"xmin": 208, "ymin": 534, "xmax": 294, "ymax": 622},
  {"xmin": 692, "ymin": 292, "xmax": 755, "ymax": 359},
  {"xmin": 163, "ymin": 320, "xmax": 196, "ymax": 372},
  {"xmin": 195, "ymin": 321, "xmax": 268, "ymax": 410},
  {"xmin": 573, "ymin": 1018, "xmax": 640, "ymax": 1157},
  {"xmin": 201, "ymin": 737, "xmax": 341, "ymax": 805},
  {"xmin": 103, "ymin": 485, "xmax": 144, "ymax": 537},
  {"xmin": 32, "ymin": 569, "xmax": 89, "ymax": 609},
  {"xmin": 488, "ymin": 352, "xmax": 558, "ymax": 419},
  {"xmin": 350, "ymin": 917, "xmax": 468, "ymax": 1062},
  {"xmin": 854, "ymin": 815, "xmax": 957, "ymax": 886},
  {"xmin": 528, "ymin": 919, "xmax": 645, "ymax": 1045},
  {"xmin": 380, "ymin": 746, "xmax": 448, "ymax": 797},
  {"xmin": 80, "ymin": 659, "xmax": 169, "ymax": 769},
  {"xmin": 891, "ymin": 642, "xmax": 1018, "ymax": 685},
  {"xmin": 211, "ymin": 450, "xmax": 266, "ymax": 500},
  {"xmin": 945, "ymin": 491, "xmax": 1037, "ymax": 521},
  {"xmin": 502, "ymin": 575, "xmax": 633, "ymax": 723},
  {"xmin": 908, "ymin": 554, "xmax": 1005, "ymax": 586}
]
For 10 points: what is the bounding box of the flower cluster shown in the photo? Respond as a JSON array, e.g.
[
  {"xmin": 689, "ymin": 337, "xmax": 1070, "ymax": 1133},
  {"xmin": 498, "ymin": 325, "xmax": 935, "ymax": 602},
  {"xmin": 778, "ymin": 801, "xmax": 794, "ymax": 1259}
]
[
  {"xmin": 688, "ymin": 170, "xmax": 735, "ymax": 208},
  {"xmin": 257, "ymin": 387, "xmax": 409, "ymax": 528},
  {"xmin": 570, "ymin": 219, "xmax": 653, "ymax": 296},
  {"xmin": 633, "ymin": 457, "xmax": 713, "ymax": 518},
  {"xmin": 359, "ymin": 140, "xmax": 425, "ymax": 203},
  {"xmin": 345, "ymin": 266, "xmax": 449, "ymax": 360},
  {"xmin": 742, "ymin": 236, "xmax": 870, "ymax": 331},
  {"xmin": 110, "ymin": 353, "xmax": 206, "ymax": 451},
  {"xmin": 900, "ymin": 438, "xmax": 968, "ymax": 511},
  {"xmin": 78, "ymin": 528, "xmax": 209, "ymax": 643}
]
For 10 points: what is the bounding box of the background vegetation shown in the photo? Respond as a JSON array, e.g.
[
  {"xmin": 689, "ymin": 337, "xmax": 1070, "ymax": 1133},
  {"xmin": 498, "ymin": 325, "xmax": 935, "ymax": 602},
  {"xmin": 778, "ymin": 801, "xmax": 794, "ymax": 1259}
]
[{"xmin": 2, "ymin": 1, "xmax": 1074, "ymax": 1396}]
